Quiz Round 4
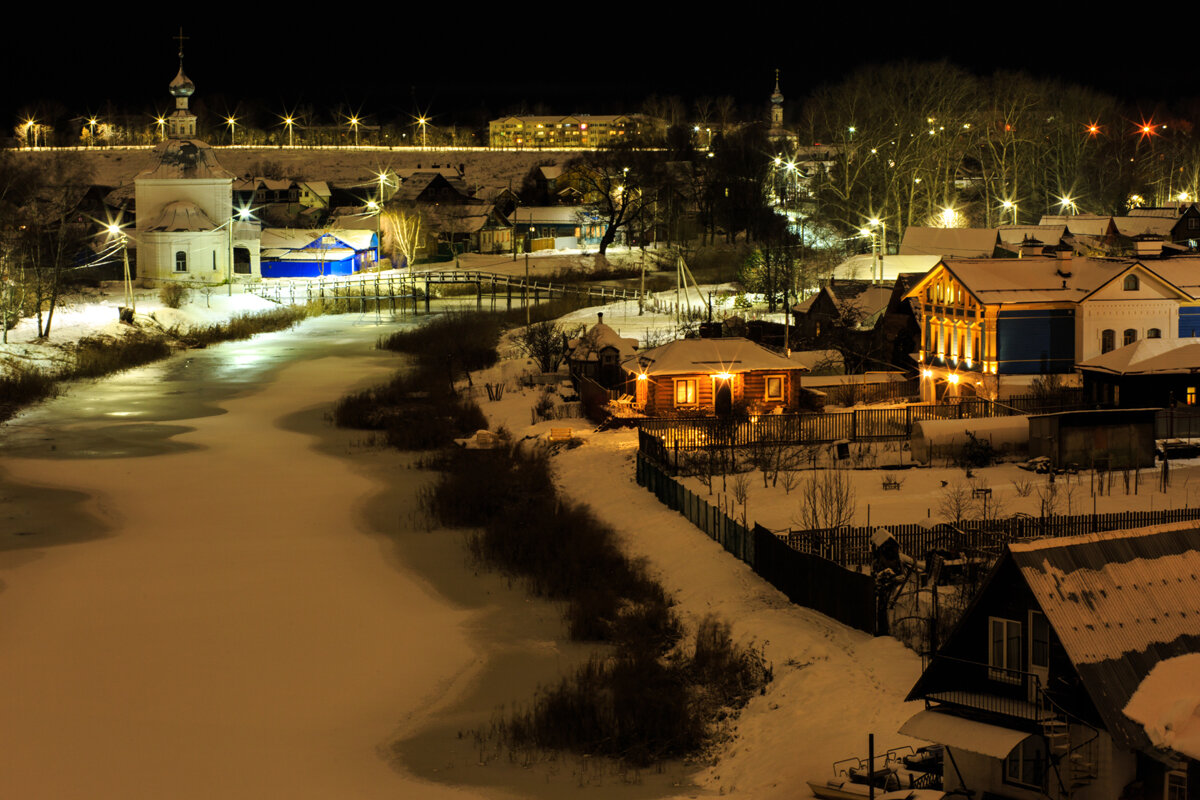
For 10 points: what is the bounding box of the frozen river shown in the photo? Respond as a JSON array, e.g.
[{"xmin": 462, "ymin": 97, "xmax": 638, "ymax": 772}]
[{"xmin": 0, "ymin": 315, "xmax": 515, "ymax": 799}]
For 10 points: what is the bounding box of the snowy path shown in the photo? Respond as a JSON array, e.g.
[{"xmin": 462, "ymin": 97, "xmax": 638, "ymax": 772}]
[
  {"xmin": 550, "ymin": 435, "xmax": 928, "ymax": 798},
  {"xmin": 0, "ymin": 347, "xmax": 514, "ymax": 799}
]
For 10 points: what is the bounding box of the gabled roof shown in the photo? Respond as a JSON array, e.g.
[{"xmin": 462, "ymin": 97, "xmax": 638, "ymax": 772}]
[
  {"xmin": 829, "ymin": 253, "xmax": 940, "ymax": 283},
  {"xmin": 1039, "ymin": 215, "xmax": 1114, "ymax": 238},
  {"xmin": 260, "ymin": 228, "xmax": 374, "ymax": 253},
  {"xmin": 511, "ymin": 206, "xmax": 592, "ymax": 225},
  {"xmin": 568, "ymin": 320, "xmax": 638, "ymax": 362},
  {"xmin": 623, "ymin": 337, "xmax": 805, "ymax": 377},
  {"xmin": 906, "ymin": 257, "xmax": 1132, "ymax": 304},
  {"xmin": 1076, "ymin": 337, "xmax": 1200, "ymax": 375},
  {"xmin": 1009, "ymin": 524, "xmax": 1200, "ymax": 751},
  {"xmin": 899, "ymin": 227, "xmax": 1001, "ymax": 258},
  {"xmin": 1112, "ymin": 216, "xmax": 1174, "ymax": 238},
  {"xmin": 996, "ymin": 225, "xmax": 1067, "ymax": 247}
]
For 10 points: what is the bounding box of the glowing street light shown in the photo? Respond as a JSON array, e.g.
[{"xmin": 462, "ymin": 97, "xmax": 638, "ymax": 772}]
[
  {"xmin": 940, "ymin": 207, "xmax": 957, "ymax": 228},
  {"xmin": 154, "ymin": 116, "xmax": 166, "ymax": 141},
  {"xmin": 1001, "ymin": 199, "xmax": 1018, "ymax": 225},
  {"xmin": 1059, "ymin": 195, "xmax": 1077, "ymax": 214},
  {"xmin": 87, "ymin": 117, "xmax": 98, "ymax": 146},
  {"xmin": 282, "ymin": 115, "xmax": 295, "ymax": 147},
  {"xmin": 22, "ymin": 119, "xmax": 38, "ymax": 148},
  {"xmin": 868, "ymin": 216, "xmax": 886, "ymax": 284},
  {"xmin": 225, "ymin": 115, "xmax": 238, "ymax": 145},
  {"xmin": 348, "ymin": 115, "xmax": 360, "ymax": 147},
  {"xmin": 416, "ymin": 116, "xmax": 428, "ymax": 148}
]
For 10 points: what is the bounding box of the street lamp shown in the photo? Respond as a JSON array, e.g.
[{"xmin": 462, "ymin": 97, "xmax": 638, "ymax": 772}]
[
  {"xmin": 22, "ymin": 119, "xmax": 37, "ymax": 149},
  {"xmin": 417, "ymin": 116, "xmax": 428, "ymax": 148},
  {"xmin": 1059, "ymin": 195, "xmax": 1077, "ymax": 215},
  {"xmin": 348, "ymin": 115, "xmax": 360, "ymax": 147},
  {"xmin": 222, "ymin": 205, "xmax": 254, "ymax": 295},
  {"xmin": 1001, "ymin": 200, "xmax": 1018, "ymax": 225},
  {"xmin": 282, "ymin": 115, "xmax": 295, "ymax": 147},
  {"xmin": 154, "ymin": 116, "xmax": 166, "ymax": 141},
  {"xmin": 87, "ymin": 117, "xmax": 98, "ymax": 146},
  {"xmin": 226, "ymin": 115, "xmax": 238, "ymax": 145},
  {"xmin": 105, "ymin": 222, "xmax": 136, "ymax": 315},
  {"xmin": 868, "ymin": 217, "xmax": 886, "ymax": 285}
]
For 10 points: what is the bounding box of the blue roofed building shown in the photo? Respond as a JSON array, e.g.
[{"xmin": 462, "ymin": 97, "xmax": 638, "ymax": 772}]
[{"xmin": 258, "ymin": 229, "xmax": 378, "ymax": 278}]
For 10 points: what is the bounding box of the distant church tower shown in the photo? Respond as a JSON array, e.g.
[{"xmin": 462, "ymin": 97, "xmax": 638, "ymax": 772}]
[
  {"xmin": 769, "ymin": 69, "xmax": 784, "ymax": 130},
  {"xmin": 133, "ymin": 34, "xmax": 261, "ymax": 285},
  {"xmin": 766, "ymin": 70, "xmax": 796, "ymax": 146}
]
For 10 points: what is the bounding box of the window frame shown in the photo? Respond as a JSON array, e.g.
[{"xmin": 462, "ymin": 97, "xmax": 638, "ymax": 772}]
[
  {"xmin": 174, "ymin": 250, "xmax": 187, "ymax": 272},
  {"xmin": 1124, "ymin": 328, "xmax": 1138, "ymax": 347},
  {"xmin": 764, "ymin": 374, "xmax": 785, "ymax": 402},
  {"xmin": 988, "ymin": 616, "xmax": 1023, "ymax": 684},
  {"xmin": 1165, "ymin": 769, "xmax": 1187, "ymax": 800},
  {"xmin": 1004, "ymin": 736, "xmax": 1047, "ymax": 790},
  {"xmin": 1101, "ymin": 329, "xmax": 1115, "ymax": 353},
  {"xmin": 673, "ymin": 378, "xmax": 698, "ymax": 408},
  {"xmin": 1124, "ymin": 274, "xmax": 1140, "ymax": 291}
]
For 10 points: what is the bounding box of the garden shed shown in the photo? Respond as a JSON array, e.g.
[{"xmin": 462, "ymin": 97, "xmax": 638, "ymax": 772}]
[{"xmin": 1028, "ymin": 408, "xmax": 1157, "ymax": 470}]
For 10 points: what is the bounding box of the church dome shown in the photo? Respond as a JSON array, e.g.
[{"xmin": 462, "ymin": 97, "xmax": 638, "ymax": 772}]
[
  {"xmin": 146, "ymin": 200, "xmax": 218, "ymax": 232},
  {"xmin": 169, "ymin": 66, "xmax": 195, "ymax": 98}
]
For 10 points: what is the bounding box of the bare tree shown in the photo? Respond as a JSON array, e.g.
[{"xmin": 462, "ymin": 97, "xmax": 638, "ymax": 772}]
[
  {"xmin": 514, "ymin": 320, "xmax": 581, "ymax": 374},
  {"xmin": 794, "ymin": 469, "xmax": 857, "ymax": 531},
  {"xmin": 382, "ymin": 203, "xmax": 424, "ymax": 270},
  {"xmin": 938, "ymin": 482, "xmax": 972, "ymax": 526},
  {"xmin": 564, "ymin": 146, "xmax": 657, "ymax": 255}
]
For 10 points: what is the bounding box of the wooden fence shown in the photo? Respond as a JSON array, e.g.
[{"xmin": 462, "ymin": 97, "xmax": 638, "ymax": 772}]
[
  {"xmin": 783, "ymin": 507, "xmax": 1200, "ymax": 569},
  {"xmin": 636, "ymin": 452, "xmax": 877, "ymax": 634}
]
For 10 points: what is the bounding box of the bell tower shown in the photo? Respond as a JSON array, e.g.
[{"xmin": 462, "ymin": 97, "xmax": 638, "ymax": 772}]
[{"xmin": 167, "ymin": 28, "xmax": 197, "ymax": 139}]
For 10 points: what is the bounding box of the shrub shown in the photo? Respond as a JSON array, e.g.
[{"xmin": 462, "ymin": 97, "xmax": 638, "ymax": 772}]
[
  {"xmin": 159, "ymin": 282, "xmax": 190, "ymax": 309},
  {"xmin": 70, "ymin": 333, "xmax": 172, "ymax": 378},
  {"xmin": 0, "ymin": 362, "xmax": 59, "ymax": 422}
]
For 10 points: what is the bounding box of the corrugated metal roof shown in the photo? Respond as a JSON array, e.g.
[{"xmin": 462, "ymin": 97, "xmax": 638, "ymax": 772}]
[{"xmin": 1010, "ymin": 523, "xmax": 1200, "ymax": 750}]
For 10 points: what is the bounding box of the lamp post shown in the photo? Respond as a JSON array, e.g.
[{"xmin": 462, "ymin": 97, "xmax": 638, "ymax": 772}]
[
  {"xmin": 283, "ymin": 116, "xmax": 295, "ymax": 147},
  {"xmin": 154, "ymin": 116, "xmax": 166, "ymax": 142},
  {"xmin": 1001, "ymin": 200, "xmax": 1018, "ymax": 225},
  {"xmin": 220, "ymin": 206, "xmax": 254, "ymax": 296},
  {"xmin": 417, "ymin": 116, "xmax": 428, "ymax": 148},
  {"xmin": 869, "ymin": 217, "xmax": 886, "ymax": 285},
  {"xmin": 87, "ymin": 117, "xmax": 98, "ymax": 147},
  {"xmin": 349, "ymin": 116, "xmax": 360, "ymax": 147},
  {"xmin": 226, "ymin": 115, "xmax": 237, "ymax": 146},
  {"xmin": 366, "ymin": 200, "xmax": 382, "ymax": 269},
  {"xmin": 106, "ymin": 223, "xmax": 136, "ymax": 315}
]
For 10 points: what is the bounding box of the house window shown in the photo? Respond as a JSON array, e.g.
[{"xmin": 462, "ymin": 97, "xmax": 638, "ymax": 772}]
[
  {"xmin": 674, "ymin": 379, "xmax": 697, "ymax": 407},
  {"xmin": 1148, "ymin": 328, "xmax": 1162, "ymax": 339},
  {"xmin": 1030, "ymin": 612, "xmax": 1049, "ymax": 671},
  {"xmin": 1124, "ymin": 328, "xmax": 1138, "ymax": 346},
  {"xmin": 1101, "ymin": 329, "xmax": 1115, "ymax": 353},
  {"xmin": 1188, "ymin": 387, "xmax": 1196, "ymax": 405},
  {"xmin": 1004, "ymin": 736, "xmax": 1046, "ymax": 790},
  {"xmin": 765, "ymin": 375, "xmax": 784, "ymax": 401},
  {"xmin": 1189, "ymin": 217, "xmax": 1200, "ymax": 230},
  {"xmin": 1124, "ymin": 274, "xmax": 1140, "ymax": 291},
  {"xmin": 175, "ymin": 251, "xmax": 187, "ymax": 272},
  {"xmin": 989, "ymin": 617, "xmax": 1022, "ymax": 684},
  {"xmin": 1165, "ymin": 770, "xmax": 1188, "ymax": 800}
]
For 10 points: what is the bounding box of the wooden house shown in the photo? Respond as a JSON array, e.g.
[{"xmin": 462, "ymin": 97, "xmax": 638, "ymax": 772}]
[
  {"xmin": 1077, "ymin": 338, "xmax": 1200, "ymax": 409},
  {"xmin": 621, "ymin": 337, "xmax": 807, "ymax": 416},
  {"xmin": 567, "ymin": 312, "xmax": 638, "ymax": 388},
  {"xmin": 901, "ymin": 524, "xmax": 1200, "ymax": 800}
]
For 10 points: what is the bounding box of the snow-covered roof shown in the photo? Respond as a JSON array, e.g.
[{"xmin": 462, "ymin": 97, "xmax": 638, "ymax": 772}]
[
  {"xmin": 920, "ymin": 256, "xmax": 1129, "ymax": 304},
  {"xmin": 900, "ymin": 709, "xmax": 1033, "ymax": 760},
  {"xmin": 1124, "ymin": 654, "xmax": 1200, "ymax": 760},
  {"xmin": 144, "ymin": 200, "xmax": 218, "ymax": 232},
  {"xmin": 1112, "ymin": 215, "xmax": 1174, "ymax": 238},
  {"xmin": 1039, "ymin": 215, "xmax": 1112, "ymax": 237},
  {"xmin": 1009, "ymin": 523, "xmax": 1200, "ymax": 750},
  {"xmin": 898, "ymin": 227, "xmax": 1000, "ymax": 258},
  {"xmin": 568, "ymin": 318, "xmax": 638, "ymax": 362},
  {"xmin": 511, "ymin": 206, "xmax": 590, "ymax": 225},
  {"xmin": 829, "ymin": 254, "xmax": 939, "ymax": 283},
  {"xmin": 1076, "ymin": 337, "xmax": 1200, "ymax": 375},
  {"xmin": 623, "ymin": 337, "xmax": 804, "ymax": 377},
  {"xmin": 135, "ymin": 140, "xmax": 236, "ymax": 181},
  {"xmin": 260, "ymin": 228, "xmax": 374, "ymax": 253},
  {"xmin": 996, "ymin": 225, "xmax": 1067, "ymax": 247}
]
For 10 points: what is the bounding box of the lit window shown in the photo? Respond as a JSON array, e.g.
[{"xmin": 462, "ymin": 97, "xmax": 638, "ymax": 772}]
[
  {"xmin": 1188, "ymin": 387, "xmax": 1196, "ymax": 405},
  {"xmin": 1101, "ymin": 329, "xmax": 1115, "ymax": 353},
  {"xmin": 989, "ymin": 617, "xmax": 1022, "ymax": 684},
  {"xmin": 765, "ymin": 375, "xmax": 784, "ymax": 401},
  {"xmin": 1124, "ymin": 274, "xmax": 1140, "ymax": 291},
  {"xmin": 674, "ymin": 379, "xmax": 697, "ymax": 406},
  {"xmin": 175, "ymin": 251, "xmax": 187, "ymax": 272},
  {"xmin": 1124, "ymin": 328, "xmax": 1138, "ymax": 346}
]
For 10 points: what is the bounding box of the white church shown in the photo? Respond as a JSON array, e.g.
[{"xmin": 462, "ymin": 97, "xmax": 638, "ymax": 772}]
[{"xmin": 133, "ymin": 54, "xmax": 261, "ymax": 285}]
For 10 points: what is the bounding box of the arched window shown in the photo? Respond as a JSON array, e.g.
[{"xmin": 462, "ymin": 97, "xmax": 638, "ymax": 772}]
[
  {"xmin": 1123, "ymin": 274, "xmax": 1140, "ymax": 291},
  {"xmin": 1101, "ymin": 329, "xmax": 1115, "ymax": 353},
  {"xmin": 1124, "ymin": 328, "xmax": 1138, "ymax": 346},
  {"xmin": 175, "ymin": 251, "xmax": 187, "ymax": 272},
  {"xmin": 1148, "ymin": 328, "xmax": 1162, "ymax": 339}
]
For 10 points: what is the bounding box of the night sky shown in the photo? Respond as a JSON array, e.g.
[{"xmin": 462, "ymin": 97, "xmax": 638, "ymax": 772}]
[{"xmin": 4, "ymin": 16, "xmax": 1195, "ymax": 134}]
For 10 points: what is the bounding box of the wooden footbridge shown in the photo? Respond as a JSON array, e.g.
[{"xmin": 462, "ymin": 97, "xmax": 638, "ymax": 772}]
[{"xmin": 249, "ymin": 269, "xmax": 639, "ymax": 312}]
